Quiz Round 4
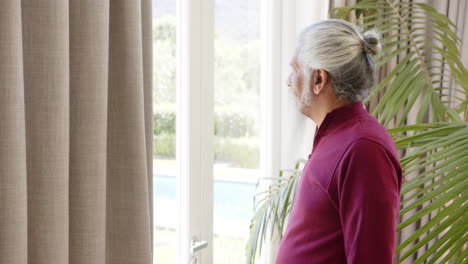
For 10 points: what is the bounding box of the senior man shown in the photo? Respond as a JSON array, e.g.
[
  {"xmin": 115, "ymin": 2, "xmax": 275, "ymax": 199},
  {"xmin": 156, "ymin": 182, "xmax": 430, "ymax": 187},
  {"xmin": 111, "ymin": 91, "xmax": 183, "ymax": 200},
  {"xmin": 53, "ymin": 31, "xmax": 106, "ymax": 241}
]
[{"xmin": 276, "ymin": 19, "xmax": 402, "ymax": 264}]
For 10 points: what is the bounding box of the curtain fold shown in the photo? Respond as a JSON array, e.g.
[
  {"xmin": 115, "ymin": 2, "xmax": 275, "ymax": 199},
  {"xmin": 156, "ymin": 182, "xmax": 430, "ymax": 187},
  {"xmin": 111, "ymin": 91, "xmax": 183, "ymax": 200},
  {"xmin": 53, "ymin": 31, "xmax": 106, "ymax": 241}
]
[
  {"xmin": 0, "ymin": 0, "xmax": 153, "ymax": 263},
  {"xmin": 0, "ymin": 1, "xmax": 28, "ymax": 263}
]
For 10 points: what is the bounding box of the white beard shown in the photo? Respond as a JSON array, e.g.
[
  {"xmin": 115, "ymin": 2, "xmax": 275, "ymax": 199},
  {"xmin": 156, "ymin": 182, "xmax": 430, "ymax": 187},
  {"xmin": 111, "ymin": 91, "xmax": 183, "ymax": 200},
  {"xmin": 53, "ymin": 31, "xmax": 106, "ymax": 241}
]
[{"xmin": 299, "ymin": 77, "xmax": 313, "ymax": 114}]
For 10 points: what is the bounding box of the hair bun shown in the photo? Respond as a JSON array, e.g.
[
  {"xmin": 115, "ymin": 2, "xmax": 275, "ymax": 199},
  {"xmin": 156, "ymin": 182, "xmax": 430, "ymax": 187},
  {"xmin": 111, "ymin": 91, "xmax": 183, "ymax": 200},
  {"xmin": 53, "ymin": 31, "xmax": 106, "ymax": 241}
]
[{"xmin": 363, "ymin": 29, "xmax": 382, "ymax": 56}]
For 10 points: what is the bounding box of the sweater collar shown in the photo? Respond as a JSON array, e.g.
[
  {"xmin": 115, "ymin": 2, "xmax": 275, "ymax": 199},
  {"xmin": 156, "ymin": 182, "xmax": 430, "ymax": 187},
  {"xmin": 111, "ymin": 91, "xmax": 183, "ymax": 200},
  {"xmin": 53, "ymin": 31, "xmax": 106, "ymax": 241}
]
[
  {"xmin": 312, "ymin": 102, "xmax": 367, "ymax": 152},
  {"xmin": 319, "ymin": 101, "xmax": 366, "ymax": 134}
]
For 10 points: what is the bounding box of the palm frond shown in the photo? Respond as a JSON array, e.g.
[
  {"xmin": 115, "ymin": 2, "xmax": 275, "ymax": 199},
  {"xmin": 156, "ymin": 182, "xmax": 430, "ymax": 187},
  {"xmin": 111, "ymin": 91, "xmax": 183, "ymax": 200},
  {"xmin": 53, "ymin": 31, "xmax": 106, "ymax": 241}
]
[
  {"xmin": 332, "ymin": 0, "xmax": 467, "ymax": 127},
  {"xmin": 245, "ymin": 160, "xmax": 304, "ymax": 264},
  {"xmin": 389, "ymin": 123, "xmax": 468, "ymax": 264}
]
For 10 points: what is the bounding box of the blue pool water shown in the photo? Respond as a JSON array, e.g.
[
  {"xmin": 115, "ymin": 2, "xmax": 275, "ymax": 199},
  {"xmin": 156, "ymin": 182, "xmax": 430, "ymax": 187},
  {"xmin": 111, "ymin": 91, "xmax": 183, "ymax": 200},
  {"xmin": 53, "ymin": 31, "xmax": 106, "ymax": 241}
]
[{"xmin": 154, "ymin": 175, "xmax": 257, "ymax": 236}]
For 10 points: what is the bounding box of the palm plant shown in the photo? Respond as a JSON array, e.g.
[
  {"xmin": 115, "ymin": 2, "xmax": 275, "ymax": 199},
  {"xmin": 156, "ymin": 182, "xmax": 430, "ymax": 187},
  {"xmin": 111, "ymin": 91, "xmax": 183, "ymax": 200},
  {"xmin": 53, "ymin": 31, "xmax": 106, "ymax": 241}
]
[{"xmin": 246, "ymin": 1, "xmax": 468, "ymax": 263}]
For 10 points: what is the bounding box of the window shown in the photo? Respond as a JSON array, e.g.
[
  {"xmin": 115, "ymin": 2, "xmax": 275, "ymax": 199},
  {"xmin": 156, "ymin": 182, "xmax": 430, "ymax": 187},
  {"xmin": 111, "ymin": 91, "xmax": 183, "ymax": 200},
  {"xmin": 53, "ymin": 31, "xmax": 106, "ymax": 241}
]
[
  {"xmin": 151, "ymin": 0, "xmax": 324, "ymax": 263},
  {"xmin": 153, "ymin": 0, "xmax": 266, "ymax": 262},
  {"xmin": 212, "ymin": 1, "xmax": 261, "ymax": 263}
]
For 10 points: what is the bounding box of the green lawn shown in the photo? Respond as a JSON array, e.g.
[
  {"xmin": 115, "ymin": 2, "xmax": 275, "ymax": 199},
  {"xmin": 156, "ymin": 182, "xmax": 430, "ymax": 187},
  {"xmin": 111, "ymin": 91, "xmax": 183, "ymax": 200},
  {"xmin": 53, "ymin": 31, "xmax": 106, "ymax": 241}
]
[
  {"xmin": 154, "ymin": 227, "xmax": 247, "ymax": 264},
  {"xmin": 154, "ymin": 228, "xmax": 176, "ymax": 263}
]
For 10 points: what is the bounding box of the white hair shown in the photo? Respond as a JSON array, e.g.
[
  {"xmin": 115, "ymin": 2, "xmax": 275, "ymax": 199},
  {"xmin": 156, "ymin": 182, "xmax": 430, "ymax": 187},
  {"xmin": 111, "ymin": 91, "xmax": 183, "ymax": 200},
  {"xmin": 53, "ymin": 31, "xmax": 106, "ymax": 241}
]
[{"xmin": 297, "ymin": 19, "xmax": 381, "ymax": 102}]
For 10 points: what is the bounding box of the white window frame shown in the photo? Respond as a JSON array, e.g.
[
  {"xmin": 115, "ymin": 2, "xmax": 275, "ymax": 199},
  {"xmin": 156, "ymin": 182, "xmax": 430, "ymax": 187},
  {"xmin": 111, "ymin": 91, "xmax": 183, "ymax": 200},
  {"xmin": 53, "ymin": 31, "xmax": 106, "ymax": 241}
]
[{"xmin": 176, "ymin": 0, "xmax": 214, "ymax": 263}]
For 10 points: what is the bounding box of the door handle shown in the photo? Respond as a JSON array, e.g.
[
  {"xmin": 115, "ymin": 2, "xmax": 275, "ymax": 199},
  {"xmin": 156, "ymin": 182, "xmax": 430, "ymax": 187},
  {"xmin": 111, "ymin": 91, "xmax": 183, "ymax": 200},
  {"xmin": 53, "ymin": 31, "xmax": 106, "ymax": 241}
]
[{"xmin": 191, "ymin": 237, "xmax": 208, "ymax": 254}]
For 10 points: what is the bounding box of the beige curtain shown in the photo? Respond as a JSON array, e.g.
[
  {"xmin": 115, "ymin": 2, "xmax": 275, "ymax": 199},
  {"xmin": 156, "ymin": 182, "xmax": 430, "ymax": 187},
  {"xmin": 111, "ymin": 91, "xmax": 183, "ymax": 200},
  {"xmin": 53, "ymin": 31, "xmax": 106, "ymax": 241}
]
[
  {"xmin": 0, "ymin": 0, "xmax": 153, "ymax": 263},
  {"xmin": 329, "ymin": 0, "xmax": 467, "ymax": 263}
]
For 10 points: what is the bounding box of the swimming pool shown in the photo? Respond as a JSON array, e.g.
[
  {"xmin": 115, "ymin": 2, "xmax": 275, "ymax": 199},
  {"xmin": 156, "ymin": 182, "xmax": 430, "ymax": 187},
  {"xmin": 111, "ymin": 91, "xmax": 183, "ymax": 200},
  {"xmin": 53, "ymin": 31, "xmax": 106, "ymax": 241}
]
[{"xmin": 154, "ymin": 174, "xmax": 257, "ymax": 237}]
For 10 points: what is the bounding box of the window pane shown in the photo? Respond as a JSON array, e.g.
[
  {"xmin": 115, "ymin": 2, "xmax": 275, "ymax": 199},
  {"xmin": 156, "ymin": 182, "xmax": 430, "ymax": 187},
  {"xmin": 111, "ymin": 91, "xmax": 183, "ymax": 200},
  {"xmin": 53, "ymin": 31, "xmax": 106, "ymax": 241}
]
[
  {"xmin": 213, "ymin": 0, "xmax": 261, "ymax": 263},
  {"xmin": 153, "ymin": 0, "xmax": 177, "ymax": 263}
]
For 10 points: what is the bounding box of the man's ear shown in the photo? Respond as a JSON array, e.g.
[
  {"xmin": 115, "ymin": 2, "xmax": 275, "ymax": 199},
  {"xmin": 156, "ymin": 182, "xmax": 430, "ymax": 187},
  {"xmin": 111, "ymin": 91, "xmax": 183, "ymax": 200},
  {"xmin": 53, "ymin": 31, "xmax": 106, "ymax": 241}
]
[{"xmin": 311, "ymin": 69, "xmax": 328, "ymax": 95}]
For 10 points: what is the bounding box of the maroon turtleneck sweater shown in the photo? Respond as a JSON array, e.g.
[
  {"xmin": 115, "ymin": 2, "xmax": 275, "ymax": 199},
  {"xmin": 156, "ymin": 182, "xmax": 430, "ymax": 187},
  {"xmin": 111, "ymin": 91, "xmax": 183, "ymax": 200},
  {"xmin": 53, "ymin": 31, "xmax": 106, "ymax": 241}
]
[{"xmin": 276, "ymin": 102, "xmax": 402, "ymax": 264}]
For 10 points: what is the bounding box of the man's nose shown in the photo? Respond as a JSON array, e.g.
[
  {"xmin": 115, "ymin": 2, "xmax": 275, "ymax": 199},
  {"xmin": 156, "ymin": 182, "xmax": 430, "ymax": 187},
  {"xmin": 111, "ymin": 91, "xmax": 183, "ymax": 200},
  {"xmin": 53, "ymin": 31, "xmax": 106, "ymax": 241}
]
[{"xmin": 287, "ymin": 75, "xmax": 292, "ymax": 87}]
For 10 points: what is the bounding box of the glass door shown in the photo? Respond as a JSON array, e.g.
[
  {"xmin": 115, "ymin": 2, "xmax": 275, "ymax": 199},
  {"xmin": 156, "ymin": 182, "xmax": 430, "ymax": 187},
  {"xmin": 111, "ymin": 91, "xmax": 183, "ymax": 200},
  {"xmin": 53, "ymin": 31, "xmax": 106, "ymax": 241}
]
[
  {"xmin": 153, "ymin": 0, "xmax": 266, "ymax": 263},
  {"xmin": 212, "ymin": 1, "xmax": 262, "ymax": 263},
  {"xmin": 153, "ymin": 0, "xmax": 215, "ymax": 263}
]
